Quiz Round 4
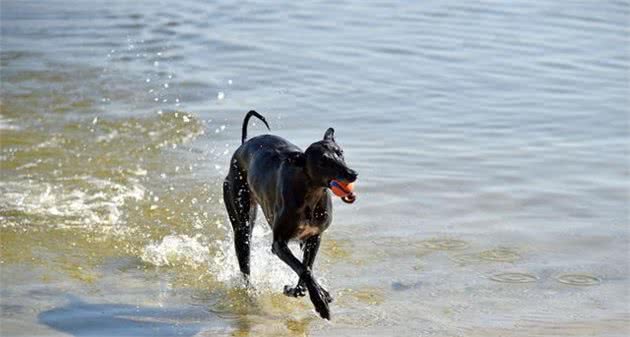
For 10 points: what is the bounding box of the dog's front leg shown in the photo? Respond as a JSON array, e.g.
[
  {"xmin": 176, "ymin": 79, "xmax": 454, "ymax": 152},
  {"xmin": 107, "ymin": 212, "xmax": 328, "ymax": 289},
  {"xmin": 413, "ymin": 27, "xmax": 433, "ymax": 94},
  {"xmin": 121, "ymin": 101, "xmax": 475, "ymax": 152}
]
[
  {"xmin": 283, "ymin": 235, "xmax": 319, "ymax": 298},
  {"xmin": 271, "ymin": 212, "xmax": 330, "ymax": 319},
  {"xmin": 284, "ymin": 235, "xmax": 333, "ymax": 303},
  {"xmin": 272, "ymin": 239, "xmax": 330, "ymax": 320},
  {"xmin": 283, "ymin": 236, "xmax": 320, "ymax": 298}
]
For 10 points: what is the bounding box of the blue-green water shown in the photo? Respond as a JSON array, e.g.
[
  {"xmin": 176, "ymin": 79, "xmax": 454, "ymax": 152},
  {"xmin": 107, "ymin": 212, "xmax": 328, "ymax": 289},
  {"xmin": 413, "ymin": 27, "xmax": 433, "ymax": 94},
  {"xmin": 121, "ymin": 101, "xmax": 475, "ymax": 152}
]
[{"xmin": 1, "ymin": 1, "xmax": 628, "ymax": 336}]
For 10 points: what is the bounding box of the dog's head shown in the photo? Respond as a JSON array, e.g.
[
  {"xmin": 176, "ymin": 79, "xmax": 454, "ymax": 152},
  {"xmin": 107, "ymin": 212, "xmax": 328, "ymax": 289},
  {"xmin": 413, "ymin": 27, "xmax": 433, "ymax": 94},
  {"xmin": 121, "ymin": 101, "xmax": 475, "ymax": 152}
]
[{"xmin": 303, "ymin": 128, "xmax": 358, "ymax": 187}]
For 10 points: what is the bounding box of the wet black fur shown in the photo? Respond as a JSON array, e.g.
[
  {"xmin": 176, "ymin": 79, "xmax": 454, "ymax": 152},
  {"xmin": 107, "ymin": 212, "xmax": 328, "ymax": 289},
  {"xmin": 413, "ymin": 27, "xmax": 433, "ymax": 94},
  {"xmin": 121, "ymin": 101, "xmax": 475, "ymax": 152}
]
[{"xmin": 222, "ymin": 110, "xmax": 358, "ymax": 320}]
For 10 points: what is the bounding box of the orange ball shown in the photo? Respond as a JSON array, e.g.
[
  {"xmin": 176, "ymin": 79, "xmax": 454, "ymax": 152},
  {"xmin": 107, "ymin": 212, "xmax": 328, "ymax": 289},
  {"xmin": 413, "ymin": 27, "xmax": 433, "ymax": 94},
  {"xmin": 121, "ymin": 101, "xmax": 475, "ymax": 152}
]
[{"xmin": 330, "ymin": 180, "xmax": 355, "ymax": 197}]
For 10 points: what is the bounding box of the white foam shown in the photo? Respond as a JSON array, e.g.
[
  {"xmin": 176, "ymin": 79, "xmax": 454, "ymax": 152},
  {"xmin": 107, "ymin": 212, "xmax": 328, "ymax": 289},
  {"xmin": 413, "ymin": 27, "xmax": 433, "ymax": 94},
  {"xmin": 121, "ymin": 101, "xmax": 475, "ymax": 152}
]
[
  {"xmin": 0, "ymin": 176, "xmax": 145, "ymax": 229},
  {"xmin": 0, "ymin": 115, "xmax": 19, "ymax": 130}
]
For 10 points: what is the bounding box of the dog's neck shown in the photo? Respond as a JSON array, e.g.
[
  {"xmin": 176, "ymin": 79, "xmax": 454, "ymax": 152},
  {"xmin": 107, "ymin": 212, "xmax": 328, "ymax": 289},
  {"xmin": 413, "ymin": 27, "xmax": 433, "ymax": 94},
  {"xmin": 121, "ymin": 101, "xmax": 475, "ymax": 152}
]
[
  {"xmin": 303, "ymin": 184, "xmax": 328, "ymax": 207},
  {"xmin": 302, "ymin": 162, "xmax": 330, "ymax": 190},
  {"xmin": 299, "ymin": 167, "xmax": 325, "ymax": 200}
]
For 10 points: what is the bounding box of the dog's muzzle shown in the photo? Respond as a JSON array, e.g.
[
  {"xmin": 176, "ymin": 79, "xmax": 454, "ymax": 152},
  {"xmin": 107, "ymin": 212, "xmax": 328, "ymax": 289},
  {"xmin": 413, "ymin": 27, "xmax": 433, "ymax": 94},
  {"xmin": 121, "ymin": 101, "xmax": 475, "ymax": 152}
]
[
  {"xmin": 330, "ymin": 179, "xmax": 357, "ymax": 204},
  {"xmin": 341, "ymin": 192, "xmax": 356, "ymax": 204}
]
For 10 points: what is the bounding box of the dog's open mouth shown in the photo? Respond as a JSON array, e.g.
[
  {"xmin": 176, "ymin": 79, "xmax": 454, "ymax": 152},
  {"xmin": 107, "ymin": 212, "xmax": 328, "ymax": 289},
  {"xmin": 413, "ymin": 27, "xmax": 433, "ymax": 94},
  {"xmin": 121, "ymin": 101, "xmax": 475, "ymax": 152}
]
[{"xmin": 329, "ymin": 180, "xmax": 356, "ymax": 204}]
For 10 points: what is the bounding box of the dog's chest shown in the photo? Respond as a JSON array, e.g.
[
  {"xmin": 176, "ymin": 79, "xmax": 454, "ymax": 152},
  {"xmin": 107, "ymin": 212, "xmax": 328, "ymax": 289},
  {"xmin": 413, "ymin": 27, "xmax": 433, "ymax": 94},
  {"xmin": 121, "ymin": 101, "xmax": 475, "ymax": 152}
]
[
  {"xmin": 295, "ymin": 206, "xmax": 329, "ymax": 240},
  {"xmin": 295, "ymin": 224, "xmax": 321, "ymax": 241}
]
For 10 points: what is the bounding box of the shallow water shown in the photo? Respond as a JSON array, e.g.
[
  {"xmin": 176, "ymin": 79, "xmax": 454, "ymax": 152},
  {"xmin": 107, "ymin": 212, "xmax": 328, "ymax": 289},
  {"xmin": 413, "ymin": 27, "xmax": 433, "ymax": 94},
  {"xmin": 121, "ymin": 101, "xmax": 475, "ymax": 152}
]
[{"xmin": 1, "ymin": 0, "xmax": 628, "ymax": 336}]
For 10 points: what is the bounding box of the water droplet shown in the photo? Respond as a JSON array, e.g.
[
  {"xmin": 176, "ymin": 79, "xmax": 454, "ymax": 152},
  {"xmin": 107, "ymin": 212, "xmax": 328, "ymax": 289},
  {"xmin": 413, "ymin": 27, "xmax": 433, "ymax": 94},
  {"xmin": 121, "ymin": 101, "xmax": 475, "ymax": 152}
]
[
  {"xmin": 556, "ymin": 273, "xmax": 600, "ymax": 286},
  {"xmin": 478, "ymin": 248, "xmax": 520, "ymax": 262},
  {"xmin": 421, "ymin": 238, "xmax": 469, "ymax": 251},
  {"xmin": 449, "ymin": 253, "xmax": 482, "ymax": 264},
  {"xmin": 490, "ymin": 272, "xmax": 538, "ymax": 284}
]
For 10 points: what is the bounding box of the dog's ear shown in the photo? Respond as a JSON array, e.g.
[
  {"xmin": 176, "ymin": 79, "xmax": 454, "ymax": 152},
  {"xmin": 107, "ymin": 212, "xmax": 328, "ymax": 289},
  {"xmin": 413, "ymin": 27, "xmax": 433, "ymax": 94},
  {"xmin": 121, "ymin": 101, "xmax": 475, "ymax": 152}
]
[
  {"xmin": 287, "ymin": 152, "xmax": 305, "ymax": 166},
  {"xmin": 323, "ymin": 127, "xmax": 335, "ymax": 142}
]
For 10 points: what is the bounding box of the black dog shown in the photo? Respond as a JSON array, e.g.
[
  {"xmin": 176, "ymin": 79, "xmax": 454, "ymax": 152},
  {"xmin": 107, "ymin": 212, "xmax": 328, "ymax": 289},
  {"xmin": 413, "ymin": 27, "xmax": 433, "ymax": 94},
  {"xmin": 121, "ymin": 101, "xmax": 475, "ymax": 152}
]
[{"xmin": 223, "ymin": 110, "xmax": 358, "ymax": 320}]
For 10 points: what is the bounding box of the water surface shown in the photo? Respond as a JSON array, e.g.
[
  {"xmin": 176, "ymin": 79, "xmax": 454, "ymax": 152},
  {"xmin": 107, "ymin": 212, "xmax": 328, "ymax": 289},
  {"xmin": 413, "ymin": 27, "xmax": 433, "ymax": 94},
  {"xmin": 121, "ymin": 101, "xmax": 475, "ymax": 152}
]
[{"xmin": 1, "ymin": 0, "xmax": 628, "ymax": 336}]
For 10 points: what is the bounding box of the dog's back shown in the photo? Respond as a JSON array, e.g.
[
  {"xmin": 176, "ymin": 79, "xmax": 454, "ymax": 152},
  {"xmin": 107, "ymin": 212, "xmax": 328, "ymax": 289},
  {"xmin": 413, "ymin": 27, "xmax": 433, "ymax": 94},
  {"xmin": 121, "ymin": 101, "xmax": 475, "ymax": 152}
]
[{"xmin": 232, "ymin": 134, "xmax": 309, "ymax": 224}]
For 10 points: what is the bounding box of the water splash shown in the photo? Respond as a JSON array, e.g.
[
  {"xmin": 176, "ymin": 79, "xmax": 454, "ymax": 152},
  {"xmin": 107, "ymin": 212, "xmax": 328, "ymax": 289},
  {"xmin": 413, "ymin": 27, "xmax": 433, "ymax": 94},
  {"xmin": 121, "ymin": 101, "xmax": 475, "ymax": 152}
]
[
  {"xmin": 141, "ymin": 234, "xmax": 210, "ymax": 267},
  {"xmin": 213, "ymin": 224, "xmax": 298, "ymax": 292},
  {"xmin": 140, "ymin": 222, "xmax": 299, "ymax": 294}
]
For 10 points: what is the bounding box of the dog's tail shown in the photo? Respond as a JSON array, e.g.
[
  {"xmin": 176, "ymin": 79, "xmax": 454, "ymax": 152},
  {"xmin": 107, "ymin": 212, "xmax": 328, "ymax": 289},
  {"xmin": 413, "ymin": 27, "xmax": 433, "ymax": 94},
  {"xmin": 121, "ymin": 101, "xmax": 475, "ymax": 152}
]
[{"xmin": 242, "ymin": 110, "xmax": 271, "ymax": 144}]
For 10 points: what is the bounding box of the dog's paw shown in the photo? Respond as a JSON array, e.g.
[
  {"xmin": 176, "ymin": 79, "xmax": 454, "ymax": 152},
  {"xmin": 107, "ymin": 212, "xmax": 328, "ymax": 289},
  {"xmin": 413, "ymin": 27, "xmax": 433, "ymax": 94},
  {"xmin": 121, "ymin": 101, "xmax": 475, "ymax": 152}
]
[
  {"xmin": 319, "ymin": 287, "xmax": 334, "ymax": 304},
  {"xmin": 305, "ymin": 283, "xmax": 331, "ymax": 320},
  {"xmin": 283, "ymin": 284, "xmax": 306, "ymax": 298}
]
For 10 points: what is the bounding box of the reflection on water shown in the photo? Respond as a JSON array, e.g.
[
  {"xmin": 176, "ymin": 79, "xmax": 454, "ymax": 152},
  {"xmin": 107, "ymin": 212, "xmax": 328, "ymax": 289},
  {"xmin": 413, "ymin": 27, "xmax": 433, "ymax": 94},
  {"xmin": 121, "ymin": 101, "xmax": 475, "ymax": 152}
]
[
  {"xmin": 39, "ymin": 295, "xmax": 204, "ymax": 337},
  {"xmin": 1, "ymin": 0, "xmax": 628, "ymax": 336}
]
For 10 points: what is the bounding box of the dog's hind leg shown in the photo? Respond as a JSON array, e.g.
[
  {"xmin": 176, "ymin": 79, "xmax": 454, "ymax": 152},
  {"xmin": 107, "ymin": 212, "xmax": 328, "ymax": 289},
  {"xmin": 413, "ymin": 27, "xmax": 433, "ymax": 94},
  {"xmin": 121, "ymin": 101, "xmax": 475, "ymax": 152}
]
[{"xmin": 223, "ymin": 161, "xmax": 255, "ymax": 281}]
